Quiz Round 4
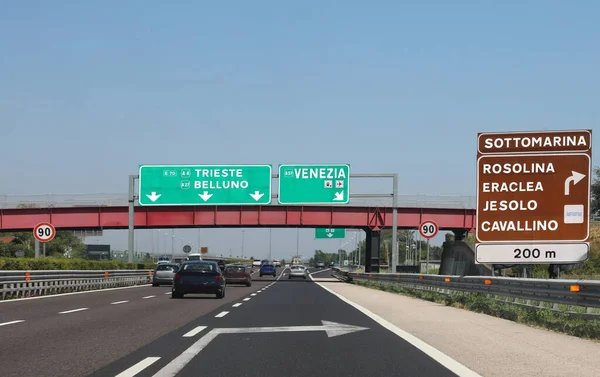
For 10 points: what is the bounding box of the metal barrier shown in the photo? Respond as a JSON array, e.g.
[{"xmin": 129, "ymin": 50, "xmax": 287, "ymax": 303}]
[
  {"xmin": 0, "ymin": 270, "xmax": 152, "ymax": 300},
  {"xmin": 331, "ymin": 269, "xmax": 600, "ymax": 313}
]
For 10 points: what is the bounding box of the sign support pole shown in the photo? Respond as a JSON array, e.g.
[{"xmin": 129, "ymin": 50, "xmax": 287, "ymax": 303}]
[
  {"xmin": 42, "ymin": 243, "xmax": 46, "ymax": 257},
  {"xmin": 391, "ymin": 173, "xmax": 398, "ymax": 273},
  {"xmin": 425, "ymin": 238, "xmax": 430, "ymax": 273},
  {"xmin": 34, "ymin": 239, "xmax": 40, "ymax": 259},
  {"xmin": 128, "ymin": 174, "xmax": 136, "ymax": 263}
]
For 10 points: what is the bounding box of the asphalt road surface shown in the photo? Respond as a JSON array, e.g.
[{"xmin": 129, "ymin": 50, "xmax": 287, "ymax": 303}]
[{"xmin": 1, "ymin": 267, "xmax": 463, "ymax": 377}]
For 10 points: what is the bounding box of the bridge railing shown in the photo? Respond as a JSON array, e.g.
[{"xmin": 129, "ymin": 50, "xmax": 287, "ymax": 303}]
[
  {"xmin": 331, "ymin": 269, "xmax": 600, "ymax": 315},
  {"xmin": 0, "ymin": 269, "xmax": 152, "ymax": 300},
  {"xmin": 0, "ymin": 193, "xmax": 477, "ymax": 209}
]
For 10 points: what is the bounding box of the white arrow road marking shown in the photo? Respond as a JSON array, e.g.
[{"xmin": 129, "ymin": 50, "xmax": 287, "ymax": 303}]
[
  {"xmin": 146, "ymin": 192, "xmax": 161, "ymax": 202},
  {"xmin": 151, "ymin": 321, "xmax": 368, "ymax": 377},
  {"xmin": 564, "ymin": 171, "xmax": 586, "ymax": 195},
  {"xmin": 333, "ymin": 191, "xmax": 344, "ymax": 201},
  {"xmin": 116, "ymin": 357, "xmax": 161, "ymax": 377},
  {"xmin": 198, "ymin": 191, "xmax": 213, "ymax": 201},
  {"xmin": 249, "ymin": 191, "xmax": 264, "ymax": 201}
]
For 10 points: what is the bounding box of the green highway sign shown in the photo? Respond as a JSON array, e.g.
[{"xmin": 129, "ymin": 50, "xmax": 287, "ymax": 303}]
[
  {"xmin": 138, "ymin": 165, "xmax": 272, "ymax": 206},
  {"xmin": 315, "ymin": 228, "xmax": 346, "ymax": 239},
  {"xmin": 278, "ymin": 164, "xmax": 350, "ymax": 204}
]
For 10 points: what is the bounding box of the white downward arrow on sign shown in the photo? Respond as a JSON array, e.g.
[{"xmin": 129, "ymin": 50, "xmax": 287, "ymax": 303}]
[
  {"xmin": 198, "ymin": 191, "xmax": 213, "ymax": 201},
  {"xmin": 333, "ymin": 192, "xmax": 344, "ymax": 201},
  {"xmin": 146, "ymin": 192, "xmax": 161, "ymax": 202},
  {"xmin": 249, "ymin": 191, "xmax": 264, "ymax": 201},
  {"xmin": 327, "ymin": 233, "xmax": 333, "ymax": 238},
  {"xmin": 564, "ymin": 171, "xmax": 586, "ymax": 196},
  {"xmin": 152, "ymin": 320, "xmax": 369, "ymax": 377}
]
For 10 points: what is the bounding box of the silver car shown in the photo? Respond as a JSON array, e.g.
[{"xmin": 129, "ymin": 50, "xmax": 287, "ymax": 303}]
[
  {"xmin": 288, "ymin": 265, "xmax": 307, "ymax": 280},
  {"xmin": 152, "ymin": 264, "xmax": 179, "ymax": 286}
]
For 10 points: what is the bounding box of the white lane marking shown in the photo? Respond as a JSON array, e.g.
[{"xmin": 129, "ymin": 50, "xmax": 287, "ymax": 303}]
[
  {"xmin": 0, "ymin": 284, "xmax": 152, "ymax": 304},
  {"xmin": 164, "ymin": 292, "xmax": 171, "ymax": 295},
  {"xmin": 215, "ymin": 311, "xmax": 229, "ymax": 318},
  {"xmin": 243, "ymin": 298, "xmax": 251, "ymax": 301},
  {"xmin": 153, "ymin": 330, "xmax": 220, "ymax": 376},
  {"xmin": 0, "ymin": 320, "xmax": 25, "ymax": 327},
  {"xmin": 143, "ymin": 295, "xmax": 156, "ymax": 299},
  {"xmin": 232, "ymin": 303, "xmax": 242, "ymax": 308},
  {"xmin": 250, "ymin": 293, "xmax": 256, "ymax": 296},
  {"xmin": 309, "ymin": 269, "xmax": 331, "ymax": 276},
  {"xmin": 116, "ymin": 356, "xmax": 161, "ymax": 377},
  {"xmin": 59, "ymin": 308, "xmax": 89, "ymax": 314},
  {"xmin": 311, "ymin": 278, "xmax": 482, "ymax": 377},
  {"xmin": 111, "ymin": 300, "xmax": 129, "ymax": 305},
  {"xmin": 182, "ymin": 326, "xmax": 207, "ymax": 338}
]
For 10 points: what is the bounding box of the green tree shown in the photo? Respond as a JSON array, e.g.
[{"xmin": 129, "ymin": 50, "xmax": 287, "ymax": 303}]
[{"xmin": 592, "ymin": 166, "xmax": 600, "ymax": 218}]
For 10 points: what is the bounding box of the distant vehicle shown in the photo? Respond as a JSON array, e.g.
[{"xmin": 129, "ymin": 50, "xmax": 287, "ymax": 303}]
[
  {"xmin": 288, "ymin": 265, "xmax": 307, "ymax": 280},
  {"xmin": 216, "ymin": 260, "xmax": 226, "ymax": 271},
  {"xmin": 152, "ymin": 264, "xmax": 178, "ymax": 286},
  {"xmin": 252, "ymin": 260, "xmax": 262, "ymax": 268},
  {"xmin": 186, "ymin": 253, "xmax": 203, "ymax": 261},
  {"xmin": 172, "ymin": 261, "xmax": 225, "ymax": 299},
  {"xmin": 291, "ymin": 256, "xmax": 301, "ymax": 265},
  {"xmin": 157, "ymin": 260, "xmax": 171, "ymax": 265},
  {"xmin": 223, "ymin": 265, "xmax": 252, "ymax": 287},
  {"xmin": 316, "ymin": 262, "xmax": 325, "ymax": 269},
  {"xmin": 328, "ymin": 262, "xmax": 334, "ymax": 268},
  {"xmin": 284, "ymin": 264, "xmax": 290, "ymax": 268},
  {"xmin": 259, "ymin": 264, "xmax": 277, "ymax": 277},
  {"xmin": 273, "ymin": 259, "xmax": 281, "ymax": 267}
]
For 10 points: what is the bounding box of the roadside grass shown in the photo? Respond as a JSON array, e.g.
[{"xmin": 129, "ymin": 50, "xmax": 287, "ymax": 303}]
[{"xmin": 353, "ymin": 279, "xmax": 600, "ymax": 341}]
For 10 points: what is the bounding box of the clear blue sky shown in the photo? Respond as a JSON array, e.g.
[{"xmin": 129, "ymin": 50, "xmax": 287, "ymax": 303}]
[{"xmin": 1, "ymin": 1, "xmax": 598, "ymax": 260}]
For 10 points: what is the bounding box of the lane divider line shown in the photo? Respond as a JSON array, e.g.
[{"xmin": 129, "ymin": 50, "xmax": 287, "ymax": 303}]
[
  {"xmin": 110, "ymin": 300, "xmax": 129, "ymax": 305},
  {"xmin": 250, "ymin": 293, "xmax": 256, "ymax": 296},
  {"xmin": 232, "ymin": 303, "xmax": 242, "ymax": 308},
  {"xmin": 0, "ymin": 284, "xmax": 152, "ymax": 304},
  {"xmin": 0, "ymin": 320, "xmax": 25, "ymax": 327},
  {"xmin": 115, "ymin": 356, "xmax": 161, "ymax": 377},
  {"xmin": 243, "ymin": 298, "xmax": 251, "ymax": 301},
  {"xmin": 59, "ymin": 308, "xmax": 89, "ymax": 314},
  {"xmin": 164, "ymin": 292, "xmax": 171, "ymax": 295},
  {"xmin": 182, "ymin": 326, "xmax": 207, "ymax": 338},
  {"xmin": 215, "ymin": 311, "xmax": 229, "ymax": 318},
  {"xmin": 142, "ymin": 295, "xmax": 156, "ymax": 299}
]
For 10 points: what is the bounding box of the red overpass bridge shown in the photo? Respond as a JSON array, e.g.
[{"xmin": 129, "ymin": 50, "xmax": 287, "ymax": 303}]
[{"xmin": 0, "ymin": 193, "xmax": 477, "ymax": 273}]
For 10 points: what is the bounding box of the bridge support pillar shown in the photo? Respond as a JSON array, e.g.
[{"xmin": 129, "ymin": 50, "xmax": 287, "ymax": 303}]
[{"xmin": 364, "ymin": 230, "xmax": 381, "ymax": 273}]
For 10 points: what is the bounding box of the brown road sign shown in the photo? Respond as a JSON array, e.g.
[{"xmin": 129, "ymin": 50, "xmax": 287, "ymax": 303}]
[
  {"xmin": 476, "ymin": 153, "xmax": 591, "ymax": 243},
  {"xmin": 478, "ymin": 130, "xmax": 591, "ymax": 155},
  {"xmin": 476, "ymin": 129, "xmax": 592, "ymax": 264}
]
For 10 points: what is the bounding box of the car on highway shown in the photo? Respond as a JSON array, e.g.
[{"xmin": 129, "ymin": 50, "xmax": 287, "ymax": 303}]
[
  {"xmin": 223, "ymin": 264, "xmax": 252, "ymax": 286},
  {"xmin": 288, "ymin": 264, "xmax": 308, "ymax": 279},
  {"xmin": 152, "ymin": 263, "xmax": 179, "ymax": 286},
  {"xmin": 172, "ymin": 261, "xmax": 226, "ymax": 299},
  {"xmin": 186, "ymin": 253, "xmax": 203, "ymax": 261},
  {"xmin": 252, "ymin": 259, "xmax": 262, "ymax": 268},
  {"xmin": 217, "ymin": 260, "xmax": 226, "ymax": 271},
  {"xmin": 259, "ymin": 263, "xmax": 277, "ymax": 277},
  {"xmin": 316, "ymin": 261, "xmax": 325, "ymax": 269}
]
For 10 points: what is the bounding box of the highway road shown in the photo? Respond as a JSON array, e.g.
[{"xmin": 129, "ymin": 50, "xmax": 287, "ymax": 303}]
[{"xmin": 0, "ymin": 267, "xmax": 465, "ymax": 377}]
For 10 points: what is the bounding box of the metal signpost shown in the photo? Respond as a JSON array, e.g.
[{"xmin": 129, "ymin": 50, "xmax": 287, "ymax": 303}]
[
  {"xmin": 278, "ymin": 164, "xmax": 350, "ymax": 204},
  {"xmin": 476, "ymin": 130, "xmax": 592, "ymax": 264},
  {"xmin": 419, "ymin": 220, "xmax": 438, "ymax": 273},
  {"xmin": 315, "ymin": 228, "xmax": 346, "ymax": 239},
  {"xmin": 33, "ymin": 222, "xmax": 56, "ymax": 258},
  {"xmin": 138, "ymin": 165, "xmax": 272, "ymax": 206}
]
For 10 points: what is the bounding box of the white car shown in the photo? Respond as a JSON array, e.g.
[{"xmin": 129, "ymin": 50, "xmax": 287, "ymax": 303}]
[{"xmin": 288, "ymin": 265, "xmax": 307, "ymax": 280}]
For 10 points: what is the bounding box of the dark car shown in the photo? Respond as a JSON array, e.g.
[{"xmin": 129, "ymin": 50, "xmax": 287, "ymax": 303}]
[
  {"xmin": 259, "ymin": 264, "xmax": 277, "ymax": 277},
  {"xmin": 172, "ymin": 261, "xmax": 226, "ymax": 299},
  {"xmin": 316, "ymin": 262, "xmax": 325, "ymax": 269},
  {"xmin": 223, "ymin": 264, "xmax": 252, "ymax": 286},
  {"xmin": 217, "ymin": 260, "xmax": 226, "ymax": 271}
]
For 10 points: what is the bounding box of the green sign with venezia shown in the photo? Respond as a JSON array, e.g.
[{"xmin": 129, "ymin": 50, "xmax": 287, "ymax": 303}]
[
  {"xmin": 138, "ymin": 165, "xmax": 272, "ymax": 206},
  {"xmin": 278, "ymin": 164, "xmax": 350, "ymax": 204}
]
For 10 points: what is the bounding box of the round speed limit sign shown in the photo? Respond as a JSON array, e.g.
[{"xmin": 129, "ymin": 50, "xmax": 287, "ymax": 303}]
[
  {"xmin": 33, "ymin": 222, "xmax": 56, "ymax": 243},
  {"xmin": 419, "ymin": 220, "xmax": 438, "ymax": 239}
]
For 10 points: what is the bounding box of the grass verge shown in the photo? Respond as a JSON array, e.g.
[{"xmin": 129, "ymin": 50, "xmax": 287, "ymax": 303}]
[{"xmin": 353, "ymin": 279, "xmax": 600, "ymax": 341}]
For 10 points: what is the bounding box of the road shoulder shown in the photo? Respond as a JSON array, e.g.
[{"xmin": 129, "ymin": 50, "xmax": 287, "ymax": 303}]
[{"xmin": 316, "ymin": 279, "xmax": 600, "ymax": 377}]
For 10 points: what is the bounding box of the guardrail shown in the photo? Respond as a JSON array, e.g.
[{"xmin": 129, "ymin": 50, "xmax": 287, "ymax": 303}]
[
  {"xmin": 331, "ymin": 269, "xmax": 600, "ymax": 315},
  {"xmin": 0, "ymin": 270, "xmax": 152, "ymax": 300}
]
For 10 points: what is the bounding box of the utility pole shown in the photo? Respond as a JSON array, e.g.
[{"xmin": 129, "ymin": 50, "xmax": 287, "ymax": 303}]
[{"xmin": 171, "ymin": 229, "xmax": 175, "ymax": 261}]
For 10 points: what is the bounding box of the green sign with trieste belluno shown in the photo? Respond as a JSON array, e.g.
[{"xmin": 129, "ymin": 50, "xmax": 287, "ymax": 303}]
[{"xmin": 138, "ymin": 165, "xmax": 272, "ymax": 206}]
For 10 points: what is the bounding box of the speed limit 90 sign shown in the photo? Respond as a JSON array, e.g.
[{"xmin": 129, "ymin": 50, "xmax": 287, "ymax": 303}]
[
  {"xmin": 419, "ymin": 220, "xmax": 438, "ymax": 239},
  {"xmin": 33, "ymin": 222, "xmax": 56, "ymax": 242}
]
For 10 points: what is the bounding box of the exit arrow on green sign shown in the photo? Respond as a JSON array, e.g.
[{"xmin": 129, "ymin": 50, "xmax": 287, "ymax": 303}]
[
  {"xmin": 138, "ymin": 165, "xmax": 272, "ymax": 206},
  {"xmin": 315, "ymin": 228, "xmax": 346, "ymax": 239}
]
